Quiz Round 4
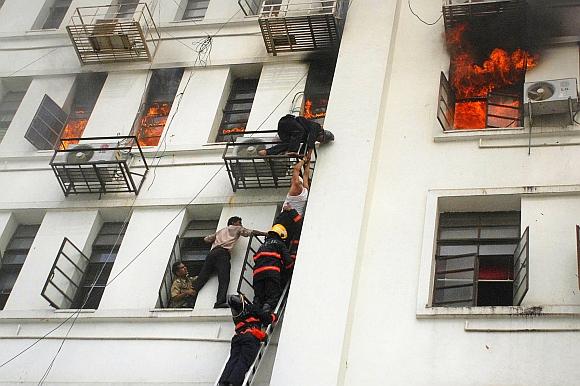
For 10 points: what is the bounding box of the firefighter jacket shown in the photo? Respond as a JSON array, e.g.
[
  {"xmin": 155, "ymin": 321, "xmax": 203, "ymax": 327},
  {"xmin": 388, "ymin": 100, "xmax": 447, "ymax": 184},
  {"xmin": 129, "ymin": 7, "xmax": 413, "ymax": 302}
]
[
  {"xmin": 273, "ymin": 208, "xmax": 303, "ymax": 243},
  {"xmin": 253, "ymin": 236, "xmax": 293, "ymax": 279},
  {"xmin": 233, "ymin": 302, "xmax": 277, "ymax": 341}
]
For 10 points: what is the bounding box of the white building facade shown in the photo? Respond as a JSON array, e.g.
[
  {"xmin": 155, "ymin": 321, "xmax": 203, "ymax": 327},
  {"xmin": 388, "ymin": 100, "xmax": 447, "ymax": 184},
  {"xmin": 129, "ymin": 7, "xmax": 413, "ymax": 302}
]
[{"xmin": 0, "ymin": 0, "xmax": 578, "ymax": 385}]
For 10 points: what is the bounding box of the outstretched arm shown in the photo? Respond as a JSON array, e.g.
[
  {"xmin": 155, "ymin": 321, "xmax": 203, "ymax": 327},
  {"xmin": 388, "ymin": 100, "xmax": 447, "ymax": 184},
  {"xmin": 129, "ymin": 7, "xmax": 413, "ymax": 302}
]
[
  {"xmin": 288, "ymin": 158, "xmax": 305, "ymax": 196},
  {"xmin": 302, "ymin": 149, "xmax": 312, "ymax": 191}
]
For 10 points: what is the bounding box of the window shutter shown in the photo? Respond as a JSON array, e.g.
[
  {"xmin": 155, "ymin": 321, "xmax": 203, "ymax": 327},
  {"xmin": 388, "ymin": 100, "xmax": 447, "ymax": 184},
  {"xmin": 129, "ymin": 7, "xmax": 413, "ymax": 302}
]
[
  {"xmin": 512, "ymin": 226, "xmax": 529, "ymax": 306},
  {"xmin": 41, "ymin": 238, "xmax": 90, "ymax": 309},
  {"xmin": 437, "ymin": 72, "xmax": 455, "ymax": 131},
  {"xmin": 25, "ymin": 94, "xmax": 67, "ymax": 150},
  {"xmin": 576, "ymin": 225, "xmax": 580, "ymax": 290},
  {"xmin": 486, "ymin": 91, "xmax": 522, "ymax": 128},
  {"xmin": 432, "ymin": 253, "xmax": 478, "ymax": 306}
]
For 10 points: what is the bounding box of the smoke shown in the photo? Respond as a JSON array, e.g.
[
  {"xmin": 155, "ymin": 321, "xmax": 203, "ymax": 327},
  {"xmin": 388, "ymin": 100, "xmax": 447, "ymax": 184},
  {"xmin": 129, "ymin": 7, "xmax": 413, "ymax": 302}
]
[{"xmin": 526, "ymin": 0, "xmax": 580, "ymax": 48}]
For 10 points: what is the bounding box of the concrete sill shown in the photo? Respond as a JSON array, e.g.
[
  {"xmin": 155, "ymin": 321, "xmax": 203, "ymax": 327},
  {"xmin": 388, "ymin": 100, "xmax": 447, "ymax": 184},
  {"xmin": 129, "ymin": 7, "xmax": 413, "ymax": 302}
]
[
  {"xmin": 416, "ymin": 304, "xmax": 580, "ymax": 319},
  {"xmin": 434, "ymin": 125, "xmax": 580, "ymax": 143},
  {"xmin": 465, "ymin": 318, "xmax": 580, "ymax": 332}
]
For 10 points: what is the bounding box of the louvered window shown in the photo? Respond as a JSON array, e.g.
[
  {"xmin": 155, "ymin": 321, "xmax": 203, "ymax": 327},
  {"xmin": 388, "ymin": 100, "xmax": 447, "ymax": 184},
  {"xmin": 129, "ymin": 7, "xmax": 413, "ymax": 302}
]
[{"xmin": 216, "ymin": 79, "xmax": 258, "ymax": 143}]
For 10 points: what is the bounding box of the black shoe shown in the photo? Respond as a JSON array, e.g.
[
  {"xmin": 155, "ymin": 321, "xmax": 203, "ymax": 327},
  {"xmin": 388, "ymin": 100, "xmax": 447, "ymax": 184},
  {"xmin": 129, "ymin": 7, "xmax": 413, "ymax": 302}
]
[{"xmin": 214, "ymin": 302, "xmax": 229, "ymax": 309}]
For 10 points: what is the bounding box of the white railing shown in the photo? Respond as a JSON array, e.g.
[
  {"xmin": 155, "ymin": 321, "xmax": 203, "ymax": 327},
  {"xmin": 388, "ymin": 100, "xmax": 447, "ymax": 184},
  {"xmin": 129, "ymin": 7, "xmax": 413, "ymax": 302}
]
[{"xmin": 260, "ymin": 0, "xmax": 341, "ymax": 18}]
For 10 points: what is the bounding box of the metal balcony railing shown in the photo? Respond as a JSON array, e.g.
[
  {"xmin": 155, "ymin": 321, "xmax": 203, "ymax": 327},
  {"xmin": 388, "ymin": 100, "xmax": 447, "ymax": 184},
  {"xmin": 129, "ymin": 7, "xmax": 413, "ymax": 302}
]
[
  {"xmin": 222, "ymin": 130, "xmax": 316, "ymax": 192},
  {"xmin": 258, "ymin": 0, "xmax": 349, "ymax": 55},
  {"xmin": 67, "ymin": 2, "xmax": 160, "ymax": 64},
  {"xmin": 442, "ymin": 0, "xmax": 526, "ymax": 30},
  {"xmin": 50, "ymin": 135, "xmax": 148, "ymax": 197}
]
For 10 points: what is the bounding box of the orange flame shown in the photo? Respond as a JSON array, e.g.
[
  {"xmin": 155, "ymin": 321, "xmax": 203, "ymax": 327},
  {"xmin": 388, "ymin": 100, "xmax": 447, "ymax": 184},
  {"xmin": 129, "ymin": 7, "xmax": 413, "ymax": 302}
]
[
  {"xmin": 137, "ymin": 102, "xmax": 171, "ymax": 146},
  {"xmin": 222, "ymin": 127, "xmax": 246, "ymax": 135},
  {"xmin": 303, "ymin": 99, "xmax": 326, "ymax": 119},
  {"xmin": 61, "ymin": 118, "xmax": 88, "ymax": 149},
  {"xmin": 447, "ymin": 24, "xmax": 538, "ymax": 129}
]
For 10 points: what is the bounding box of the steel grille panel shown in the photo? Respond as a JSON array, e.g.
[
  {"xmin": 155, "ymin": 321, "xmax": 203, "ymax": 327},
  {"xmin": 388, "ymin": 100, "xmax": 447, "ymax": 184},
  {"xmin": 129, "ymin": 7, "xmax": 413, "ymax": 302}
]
[{"xmin": 442, "ymin": 0, "xmax": 526, "ymax": 31}]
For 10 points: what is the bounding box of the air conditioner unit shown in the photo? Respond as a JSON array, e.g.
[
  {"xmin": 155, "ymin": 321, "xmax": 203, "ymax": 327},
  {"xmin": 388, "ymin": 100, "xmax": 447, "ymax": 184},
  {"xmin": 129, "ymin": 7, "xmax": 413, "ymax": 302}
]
[
  {"xmin": 88, "ymin": 19, "xmax": 132, "ymax": 52},
  {"xmin": 52, "ymin": 142, "xmax": 127, "ymax": 165},
  {"xmin": 524, "ymin": 78, "xmax": 578, "ymax": 116}
]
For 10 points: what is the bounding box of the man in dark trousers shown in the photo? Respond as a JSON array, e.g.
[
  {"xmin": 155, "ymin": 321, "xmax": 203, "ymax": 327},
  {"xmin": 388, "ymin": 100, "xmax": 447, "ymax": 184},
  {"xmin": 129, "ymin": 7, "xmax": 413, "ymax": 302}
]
[
  {"xmin": 252, "ymin": 225, "xmax": 293, "ymax": 312},
  {"xmin": 257, "ymin": 114, "xmax": 334, "ymax": 156},
  {"xmin": 218, "ymin": 293, "xmax": 277, "ymax": 386},
  {"xmin": 193, "ymin": 217, "xmax": 267, "ymax": 308}
]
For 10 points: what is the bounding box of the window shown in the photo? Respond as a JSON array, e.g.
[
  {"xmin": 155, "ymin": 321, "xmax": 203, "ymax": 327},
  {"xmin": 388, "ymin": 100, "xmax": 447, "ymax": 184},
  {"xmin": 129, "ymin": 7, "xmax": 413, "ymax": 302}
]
[
  {"xmin": 215, "ymin": 78, "xmax": 259, "ymax": 143},
  {"xmin": 0, "ymin": 225, "xmax": 40, "ymax": 309},
  {"xmin": 60, "ymin": 73, "xmax": 107, "ymax": 148},
  {"xmin": 0, "ymin": 0, "xmax": 5, "ymax": 10},
  {"xmin": 72, "ymin": 222, "xmax": 126, "ymax": 309},
  {"xmin": 157, "ymin": 219, "xmax": 218, "ymax": 308},
  {"xmin": 115, "ymin": 0, "xmax": 138, "ymax": 19},
  {"xmin": 25, "ymin": 73, "xmax": 107, "ymax": 150},
  {"xmin": 134, "ymin": 68, "xmax": 184, "ymax": 147},
  {"xmin": 0, "ymin": 80, "xmax": 30, "ymax": 143},
  {"xmin": 437, "ymin": 3, "xmax": 533, "ymax": 131},
  {"xmin": 41, "ymin": 0, "xmax": 72, "ymax": 29},
  {"xmin": 302, "ymin": 56, "xmax": 337, "ymax": 124},
  {"xmin": 433, "ymin": 211, "xmax": 529, "ymax": 307},
  {"xmin": 182, "ymin": 0, "xmax": 209, "ymax": 20}
]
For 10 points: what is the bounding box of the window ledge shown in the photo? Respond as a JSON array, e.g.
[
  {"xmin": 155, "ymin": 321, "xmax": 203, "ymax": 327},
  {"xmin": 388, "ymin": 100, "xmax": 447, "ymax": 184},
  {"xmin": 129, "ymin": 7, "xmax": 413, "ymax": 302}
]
[
  {"xmin": 417, "ymin": 304, "xmax": 580, "ymax": 319},
  {"xmin": 464, "ymin": 317, "xmax": 580, "ymax": 332},
  {"xmin": 0, "ymin": 307, "xmax": 232, "ymax": 322},
  {"xmin": 434, "ymin": 125, "xmax": 580, "ymax": 143}
]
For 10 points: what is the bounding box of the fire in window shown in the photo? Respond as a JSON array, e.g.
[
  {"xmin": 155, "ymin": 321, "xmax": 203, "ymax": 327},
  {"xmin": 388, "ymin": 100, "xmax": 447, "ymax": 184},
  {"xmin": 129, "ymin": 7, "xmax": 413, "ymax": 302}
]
[
  {"xmin": 135, "ymin": 68, "xmax": 184, "ymax": 147},
  {"xmin": 60, "ymin": 72, "xmax": 107, "ymax": 148},
  {"xmin": 216, "ymin": 78, "xmax": 259, "ymax": 143},
  {"xmin": 438, "ymin": 2, "xmax": 538, "ymax": 131},
  {"xmin": 302, "ymin": 55, "xmax": 337, "ymax": 124}
]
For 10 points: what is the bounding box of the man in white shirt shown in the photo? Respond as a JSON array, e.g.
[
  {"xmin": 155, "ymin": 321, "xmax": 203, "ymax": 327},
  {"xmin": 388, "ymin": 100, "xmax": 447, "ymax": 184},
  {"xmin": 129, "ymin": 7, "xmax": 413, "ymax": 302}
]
[{"xmin": 193, "ymin": 216, "xmax": 266, "ymax": 308}]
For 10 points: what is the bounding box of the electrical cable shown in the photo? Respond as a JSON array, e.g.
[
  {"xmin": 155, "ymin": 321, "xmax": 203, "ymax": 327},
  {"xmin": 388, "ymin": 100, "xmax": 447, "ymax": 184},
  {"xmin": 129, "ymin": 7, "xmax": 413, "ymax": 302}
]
[
  {"xmin": 3, "ymin": 5, "xmax": 309, "ymax": 378},
  {"xmin": 7, "ymin": 47, "xmax": 60, "ymax": 77},
  {"xmin": 408, "ymin": 0, "xmax": 442, "ymax": 26}
]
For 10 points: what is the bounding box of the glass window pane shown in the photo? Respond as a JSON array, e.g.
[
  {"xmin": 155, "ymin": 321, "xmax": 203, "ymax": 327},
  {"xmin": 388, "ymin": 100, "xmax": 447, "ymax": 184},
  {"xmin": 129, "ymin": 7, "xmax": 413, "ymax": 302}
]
[
  {"xmin": 480, "ymin": 226, "xmax": 520, "ymax": 239},
  {"xmin": 436, "ymin": 254, "xmax": 476, "ymax": 273},
  {"xmin": 438, "ymin": 245, "xmax": 477, "ymax": 256},
  {"xmin": 433, "ymin": 285, "xmax": 474, "ymax": 304},
  {"xmin": 439, "ymin": 227, "xmax": 478, "ymax": 240},
  {"xmin": 479, "ymin": 243, "xmax": 516, "ymax": 256},
  {"xmin": 2, "ymin": 251, "xmax": 28, "ymax": 265}
]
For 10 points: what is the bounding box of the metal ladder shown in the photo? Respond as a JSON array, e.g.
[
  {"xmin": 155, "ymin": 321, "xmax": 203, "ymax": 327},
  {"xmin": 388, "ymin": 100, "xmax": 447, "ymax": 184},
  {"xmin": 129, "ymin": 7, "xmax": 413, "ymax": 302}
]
[{"xmin": 214, "ymin": 234, "xmax": 292, "ymax": 386}]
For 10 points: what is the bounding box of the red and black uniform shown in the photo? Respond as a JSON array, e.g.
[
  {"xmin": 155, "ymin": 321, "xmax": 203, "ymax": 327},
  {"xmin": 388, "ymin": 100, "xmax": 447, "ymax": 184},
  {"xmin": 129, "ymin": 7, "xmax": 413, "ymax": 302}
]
[
  {"xmin": 252, "ymin": 235, "xmax": 292, "ymax": 311},
  {"xmin": 273, "ymin": 208, "xmax": 303, "ymax": 282},
  {"xmin": 219, "ymin": 297, "xmax": 276, "ymax": 386}
]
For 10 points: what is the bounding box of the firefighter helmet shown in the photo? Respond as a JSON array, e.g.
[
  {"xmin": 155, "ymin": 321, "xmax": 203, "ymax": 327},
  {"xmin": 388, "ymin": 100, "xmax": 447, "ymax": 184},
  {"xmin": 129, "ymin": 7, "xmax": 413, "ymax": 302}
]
[{"xmin": 269, "ymin": 224, "xmax": 288, "ymax": 240}]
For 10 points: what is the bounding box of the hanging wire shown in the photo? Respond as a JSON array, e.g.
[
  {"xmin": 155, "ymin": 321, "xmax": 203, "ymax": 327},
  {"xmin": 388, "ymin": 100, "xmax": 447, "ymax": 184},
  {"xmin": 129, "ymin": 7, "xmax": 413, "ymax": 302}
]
[{"xmin": 408, "ymin": 0, "xmax": 442, "ymax": 26}]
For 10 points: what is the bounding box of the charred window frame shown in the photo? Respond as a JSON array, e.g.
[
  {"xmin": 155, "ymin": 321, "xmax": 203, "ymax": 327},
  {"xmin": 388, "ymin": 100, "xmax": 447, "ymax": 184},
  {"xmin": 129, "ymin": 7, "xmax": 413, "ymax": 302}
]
[
  {"xmin": 41, "ymin": 0, "xmax": 72, "ymax": 29},
  {"xmin": 433, "ymin": 211, "xmax": 529, "ymax": 307},
  {"xmin": 0, "ymin": 79, "xmax": 31, "ymax": 143},
  {"xmin": 0, "ymin": 225, "xmax": 40, "ymax": 310},
  {"xmin": 182, "ymin": 0, "xmax": 210, "ymax": 20},
  {"xmin": 438, "ymin": 2, "xmax": 529, "ymax": 131},
  {"xmin": 134, "ymin": 68, "xmax": 184, "ymax": 147},
  {"xmin": 302, "ymin": 56, "xmax": 336, "ymax": 124},
  {"xmin": 71, "ymin": 222, "xmax": 127, "ymax": 309},
  {"xmin": 157, "ymin": 219, "xmax": 218, "ymax": 308},
  {"xmin": 60, "ymin": 73, "xmax": 108, "ymax": 148},
  {"xmin": 216, "ymin": 78, "xmax": 259, "ymax": 143}
]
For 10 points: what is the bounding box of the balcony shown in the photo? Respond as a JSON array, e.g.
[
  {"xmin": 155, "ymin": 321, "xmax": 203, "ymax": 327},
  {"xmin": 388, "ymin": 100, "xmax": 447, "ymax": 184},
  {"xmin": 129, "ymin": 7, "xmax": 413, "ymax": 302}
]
[
  {"xmin": 442, "ymin": 0, "xmax": 526, "ymax": 31},
  {"xmin": 66, "ymin": 2, "xmax": 160, "ymax": 65},
  {"xmin": 49, "ymin": 136, "xmax": 148, "ymax": 197},
  {"xmin": 222, "ymin": 131, "xmax": 316, "ymax": 191},
  {"xmin": 258, "ymin": 0, "xmax": 349, "ymax": 55}
]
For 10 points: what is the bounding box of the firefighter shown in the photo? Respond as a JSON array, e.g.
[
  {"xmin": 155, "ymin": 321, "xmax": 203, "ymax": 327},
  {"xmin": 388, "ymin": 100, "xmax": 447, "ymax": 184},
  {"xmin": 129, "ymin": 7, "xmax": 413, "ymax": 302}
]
[
  {"xmin": 252, "ymin": 225, "xmax": 293, "ymax": 312},
  {"xmin": 218, "ymin": 293, "xmax": 277, "ymax": 386},
  {"xmin": 257, "ymin": 114, "xmax": 334, "ymax": 156},
  {"xmin": 272, "ymin": 207, "xmax": 303, "ymax": 284}
]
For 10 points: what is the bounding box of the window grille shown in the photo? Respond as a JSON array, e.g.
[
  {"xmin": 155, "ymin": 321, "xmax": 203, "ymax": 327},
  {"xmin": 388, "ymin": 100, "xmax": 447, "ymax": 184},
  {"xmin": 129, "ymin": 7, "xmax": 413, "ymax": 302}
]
[
  {"xmin": 0, "ymin": 225, "xmax": 40, "ymax": 309},
  {"xmin": 43, "ymin": 222, "xmax": 127, "ymax": 309},
  {"xmin": 0, "ymin": 91, "xmax": 27, "ymax": 143},
  {"xmin": 157, "ymin": 220, "xmax": 218, "ymax": 308},
  {"xmin": 182, "ymin": 0, "xmax": 209, "ymax": 20},
  {"xmin": 437, "ymin": 72, "xmax": 455, "ymax": 131},
  {"xmin": 433, "ymin": 212, "xmax": 528, "ymax": 307},
  {"xmin": 134, "ymin": 68, "xmax": 184, "ymax": 147},
  {"xmin": 215, "ymin": 79, "xmax": 259, "ymax": 143},
  {"xmin": 24, "ymin": 94, "xmax": 67, "ymax": 150},
  {"xmin": 42, "ymin": 0, "xmax": 72, "ymax": 29},
  {"xmin": 486, "ymin": 91, "xmax": 523, "ymax": 128}
]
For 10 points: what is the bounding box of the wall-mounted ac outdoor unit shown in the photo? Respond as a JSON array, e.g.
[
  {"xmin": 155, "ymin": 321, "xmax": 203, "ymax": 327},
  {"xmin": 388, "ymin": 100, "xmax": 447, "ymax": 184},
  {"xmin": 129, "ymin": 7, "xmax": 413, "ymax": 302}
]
[
  {"xmin": 88, "ymin": 19, "xmax": 132, "ymax": 51},
  {"xmin": 524, "ymin": 78, "xmax": 578, "ymax": 115},
  {"xmin": 52, "ymin": 142, "xmax": 126, "ymax": 165}
]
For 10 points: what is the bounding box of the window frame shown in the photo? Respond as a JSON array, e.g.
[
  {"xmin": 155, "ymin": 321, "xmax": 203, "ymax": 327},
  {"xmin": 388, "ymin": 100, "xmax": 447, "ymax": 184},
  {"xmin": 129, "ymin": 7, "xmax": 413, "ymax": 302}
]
[
  {"xmin": 181, "ymin": 0, "xmax": 210, "ymax": 21},
  {"xmin": 215, "ymin": 78, "xmax": 259, "ymax": 143},
  {"xmin": 41, "ymin": 0, "xmax": 72, "ymax": 30},
  {"xmin": 0, "ymin": 225, "xmax": 40, "ymax": 310}
]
